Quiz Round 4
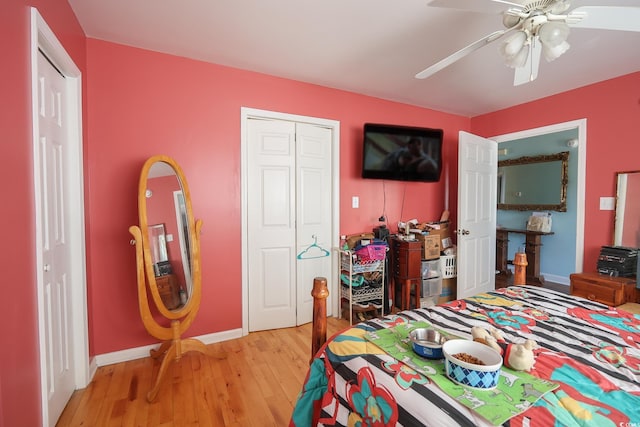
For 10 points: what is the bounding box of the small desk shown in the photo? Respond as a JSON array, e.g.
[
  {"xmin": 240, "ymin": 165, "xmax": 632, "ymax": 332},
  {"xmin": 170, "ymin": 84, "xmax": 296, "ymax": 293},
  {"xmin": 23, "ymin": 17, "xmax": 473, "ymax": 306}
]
[{"xmin": 496, "ymin": 228, "xmax": 554, "ymax": 287}]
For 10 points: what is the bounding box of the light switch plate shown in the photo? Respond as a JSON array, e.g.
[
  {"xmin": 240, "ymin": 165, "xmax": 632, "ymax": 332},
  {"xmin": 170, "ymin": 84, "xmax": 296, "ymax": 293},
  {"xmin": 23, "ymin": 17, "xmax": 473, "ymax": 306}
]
[
  {"xmin": 600, "ymin": 197, "xmax": 615, "ymax": 210},
  {"xmin": 352, "ymin": 196, "xmax": 359, "ymax": 208}
]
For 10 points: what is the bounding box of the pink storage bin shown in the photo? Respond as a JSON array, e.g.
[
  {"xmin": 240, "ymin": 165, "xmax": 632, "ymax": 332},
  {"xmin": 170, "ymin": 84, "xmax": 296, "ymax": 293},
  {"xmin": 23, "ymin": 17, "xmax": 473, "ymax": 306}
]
[{"xmin": 355, "ymin": 244, "xmax": 386, "ymax": 261}]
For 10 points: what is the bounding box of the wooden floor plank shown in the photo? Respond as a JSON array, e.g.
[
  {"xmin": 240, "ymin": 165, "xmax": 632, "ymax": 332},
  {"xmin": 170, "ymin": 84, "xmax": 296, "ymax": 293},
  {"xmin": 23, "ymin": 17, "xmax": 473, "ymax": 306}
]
[{"xmin": 56, "ymin": 317, "xmax": 350, "ymax": 427}]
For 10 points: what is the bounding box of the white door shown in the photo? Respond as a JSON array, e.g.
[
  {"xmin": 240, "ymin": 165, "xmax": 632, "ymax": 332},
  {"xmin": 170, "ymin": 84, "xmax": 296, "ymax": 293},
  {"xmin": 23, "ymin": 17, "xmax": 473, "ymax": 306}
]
[
  {"xmin": 36, "ymin": 50, "xmax": 76, "ymax": 426},
  {"xmin": 247, "ymin": 118, "xmax": 333, "ymax": 331},
  {"xmin": 295, "ymin": 123, "xmax": 332, "ymax": 325},
  {"xmin": 457, "ymin": 131, "xmax": 498, "ymax": 298}
]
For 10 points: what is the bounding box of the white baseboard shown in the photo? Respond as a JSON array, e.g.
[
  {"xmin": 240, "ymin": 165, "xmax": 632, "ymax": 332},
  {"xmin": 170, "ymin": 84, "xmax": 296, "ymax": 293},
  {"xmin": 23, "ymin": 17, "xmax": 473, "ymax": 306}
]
[
  {"xmin": 541, "ymin": 273, "xmax": 570, "ymax": 286},
  {"xmin": 93, "ymin": 328, "xmax": 244, "ymax": 367}
]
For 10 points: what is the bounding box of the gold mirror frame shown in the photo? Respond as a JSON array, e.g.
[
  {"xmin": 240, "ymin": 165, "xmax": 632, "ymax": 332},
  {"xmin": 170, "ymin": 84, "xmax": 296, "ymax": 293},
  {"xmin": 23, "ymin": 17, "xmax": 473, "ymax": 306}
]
[
  {"xmin": 497, "ymin": 151, "xmax": 569, "ymax": 212},
  {"xmin": 129, "ymin": 154, "xmax": 208, "ymax": 401}
]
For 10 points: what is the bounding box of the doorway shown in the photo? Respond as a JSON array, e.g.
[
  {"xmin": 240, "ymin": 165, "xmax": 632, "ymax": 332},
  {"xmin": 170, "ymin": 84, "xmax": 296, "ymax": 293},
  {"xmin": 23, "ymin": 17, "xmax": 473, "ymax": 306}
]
[
  {"xmin": 240, "ymin": 108, "xmax": 340, "ymax": 334},
  {"xmin": 31, "ymin": 8, "xmax": 90, "ymax": 427},
  {"xmin": 492, "ymin": 119, "xmax": 586, "ymax": 283}
]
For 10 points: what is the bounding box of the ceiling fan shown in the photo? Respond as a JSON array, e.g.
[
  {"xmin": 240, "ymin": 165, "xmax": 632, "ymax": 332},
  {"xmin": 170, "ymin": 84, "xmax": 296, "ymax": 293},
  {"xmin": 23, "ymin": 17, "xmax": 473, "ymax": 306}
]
[{"xmin": 415, "ymin": 0, "xmax": 640, "ymax": 85}]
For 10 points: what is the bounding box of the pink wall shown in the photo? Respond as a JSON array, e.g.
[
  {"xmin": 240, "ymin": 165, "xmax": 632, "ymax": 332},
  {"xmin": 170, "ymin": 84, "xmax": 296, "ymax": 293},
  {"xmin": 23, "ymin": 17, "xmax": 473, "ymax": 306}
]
[
  {"xmin": 2, "ymin": 1, "xmax": 86, "ymax": 426},
  {"xmin": 471, "ymin": 71, "xmax": 640, "ymax": 273},
  {"xmin": 5, "ymin": 1, "xmax": 639, "ymax": 423},
  {"xmin": 85, "ymin": 39, "xmax": 470, "ymax": 355}
]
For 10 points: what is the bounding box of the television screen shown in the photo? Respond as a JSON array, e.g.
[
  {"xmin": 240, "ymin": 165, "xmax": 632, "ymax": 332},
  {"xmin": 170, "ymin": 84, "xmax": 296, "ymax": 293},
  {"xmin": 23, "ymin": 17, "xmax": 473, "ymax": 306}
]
[{"xmin": 362, "ymin": 123, "xmax": 443, "ymax": 182}]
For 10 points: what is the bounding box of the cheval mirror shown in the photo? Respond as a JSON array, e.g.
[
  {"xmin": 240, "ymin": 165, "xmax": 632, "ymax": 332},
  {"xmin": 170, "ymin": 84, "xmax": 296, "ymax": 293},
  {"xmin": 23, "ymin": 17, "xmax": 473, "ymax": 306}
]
[{"xmin": 129, "ymin": 154, "xmax": 208, "ymax": 401}]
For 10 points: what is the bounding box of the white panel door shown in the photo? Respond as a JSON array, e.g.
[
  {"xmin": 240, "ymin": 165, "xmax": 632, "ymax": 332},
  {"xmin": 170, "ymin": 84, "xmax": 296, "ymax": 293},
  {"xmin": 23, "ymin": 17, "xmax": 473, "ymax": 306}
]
[
  {"xmin": 37, "ymin": 51, "xmax": 75, "ymax": 426},
  {"xmin": 247, "ymin": 118, "xmax": 297, "ymax": 331},
  {"xmin": 295, "ymin": 123, "xmax": 332, "ymax": 325},
  {"xmin": 457, "ymin": 131, "xmax": 497, "ymax": 299}
]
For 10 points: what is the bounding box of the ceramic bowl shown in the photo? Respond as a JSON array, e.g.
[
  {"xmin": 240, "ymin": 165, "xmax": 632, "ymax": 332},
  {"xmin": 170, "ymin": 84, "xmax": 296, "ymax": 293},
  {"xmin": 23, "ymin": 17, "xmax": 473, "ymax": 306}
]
[
  {"xmin": 408, "ymin": 328, "xmax": 446, "ymax": 359},
  {"xmin": 442, "ymin": 339, "xmax": 503, "ymax": 390}
]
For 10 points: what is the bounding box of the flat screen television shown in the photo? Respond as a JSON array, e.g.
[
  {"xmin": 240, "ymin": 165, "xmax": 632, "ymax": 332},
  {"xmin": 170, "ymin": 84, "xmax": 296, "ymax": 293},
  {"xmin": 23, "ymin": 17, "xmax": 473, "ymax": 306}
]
[{"xmin": 362, "ymin": 123, "xmax": 443, "ymax": 182}]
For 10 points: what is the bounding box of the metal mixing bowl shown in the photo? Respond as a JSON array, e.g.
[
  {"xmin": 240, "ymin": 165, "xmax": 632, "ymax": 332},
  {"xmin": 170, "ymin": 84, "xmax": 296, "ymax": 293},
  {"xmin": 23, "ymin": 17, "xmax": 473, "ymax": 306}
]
[{"xmin": 408, "ymin": 328, "xmax": 446, "ymax": 359}]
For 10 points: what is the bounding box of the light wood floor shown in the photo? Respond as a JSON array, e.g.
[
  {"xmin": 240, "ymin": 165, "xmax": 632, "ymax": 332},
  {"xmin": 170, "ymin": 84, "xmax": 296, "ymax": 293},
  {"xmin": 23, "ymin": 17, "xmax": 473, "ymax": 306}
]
[{"xmin": 56, "ymin": 317, "xmax": 350, "ymax": 427}]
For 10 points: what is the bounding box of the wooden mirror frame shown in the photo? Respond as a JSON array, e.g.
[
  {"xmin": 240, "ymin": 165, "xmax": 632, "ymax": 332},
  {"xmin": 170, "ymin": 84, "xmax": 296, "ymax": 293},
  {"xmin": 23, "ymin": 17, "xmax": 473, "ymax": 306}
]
[
  {"xmin": 497, "ymin": 151, "xmax": 569, "ymax": 212},
  {"xmin": 129, "ymin": 154, "xmax": 208, "ymax": 401}
]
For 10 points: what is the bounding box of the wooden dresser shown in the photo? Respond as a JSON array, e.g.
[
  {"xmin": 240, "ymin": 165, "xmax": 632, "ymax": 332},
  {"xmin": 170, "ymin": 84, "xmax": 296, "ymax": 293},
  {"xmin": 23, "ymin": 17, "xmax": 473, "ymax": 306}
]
[
  {"xmin": 389, "ymin": 237, "xmax": 423, "ymax": 310},
  {"xmin": 155, "ymin": 274, "xmax": 181, "ymax": 310},
  {"xmin": 569, "ymin": 272, "xmax": 637, "ymax": 306}
]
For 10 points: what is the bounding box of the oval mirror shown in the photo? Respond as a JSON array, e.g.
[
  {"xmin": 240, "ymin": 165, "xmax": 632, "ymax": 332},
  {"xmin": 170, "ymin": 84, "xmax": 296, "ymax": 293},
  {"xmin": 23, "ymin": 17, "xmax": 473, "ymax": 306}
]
[
  {"xmin": 130, "ymin": 154, "xmax": 207, "ymax": 402},
  {"xmin": 138, "ymin": 156, "xmax": 200, "ymax": 318}
]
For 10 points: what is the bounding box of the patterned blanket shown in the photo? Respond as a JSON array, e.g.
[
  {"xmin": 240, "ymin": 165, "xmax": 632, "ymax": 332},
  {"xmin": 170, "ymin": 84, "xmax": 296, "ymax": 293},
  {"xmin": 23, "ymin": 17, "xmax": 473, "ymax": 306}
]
[{"xmin": 290, "ymin": 286, "xmax": 640, "ymax": 426}]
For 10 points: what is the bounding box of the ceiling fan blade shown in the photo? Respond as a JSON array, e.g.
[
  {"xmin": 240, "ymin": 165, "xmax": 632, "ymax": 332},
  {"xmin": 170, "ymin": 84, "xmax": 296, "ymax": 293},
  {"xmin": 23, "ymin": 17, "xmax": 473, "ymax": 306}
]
[
  {"xmin": 569, "ymin": 6, "xmax": 640, "ymax": 32},
  {"xmin": 427, "ymin": 0, "xmax": 524, "ymax": 14},
  {"xmin": 514, "ymin": 38, "xmax": 542, "ymax": 86},
  {"xmin": 415, "ymin": 29, "xmax": 511, "ymax": 79}
]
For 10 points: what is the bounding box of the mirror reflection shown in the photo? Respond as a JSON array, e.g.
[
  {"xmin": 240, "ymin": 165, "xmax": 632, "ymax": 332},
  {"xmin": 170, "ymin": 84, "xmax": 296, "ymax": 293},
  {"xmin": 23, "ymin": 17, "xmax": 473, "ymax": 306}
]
[
  {"xmin": 145, "ymin": 161, "xmax": 192, "ymax": 310},
  {"xmin": 614, "ymin": 170, "xmax": 640, "ymax": 248},
  {"xmin": 149, "ymin": 224, "xmax": 168, "ymax": 265},
  {"xmin": 497, "ymin": 152, "xmax": 569, "ymax": 212},
  {"xmin": 130, "ymin": 154, "xmax": 207, "ymax": 402}
]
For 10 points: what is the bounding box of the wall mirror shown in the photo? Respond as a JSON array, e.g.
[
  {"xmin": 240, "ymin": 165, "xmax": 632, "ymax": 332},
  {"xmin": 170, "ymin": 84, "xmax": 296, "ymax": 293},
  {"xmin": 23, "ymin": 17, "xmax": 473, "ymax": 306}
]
[
  {"xmin": 497, "ymin": 151, "xmax": 569, "ymax": 212},
  {"xmin": 129, "ymin": 154, "xmax": 208, "ymax": 401},
  {"xmin": 613, "ymin": 170, "xmax": 640, "ymax": 248}
]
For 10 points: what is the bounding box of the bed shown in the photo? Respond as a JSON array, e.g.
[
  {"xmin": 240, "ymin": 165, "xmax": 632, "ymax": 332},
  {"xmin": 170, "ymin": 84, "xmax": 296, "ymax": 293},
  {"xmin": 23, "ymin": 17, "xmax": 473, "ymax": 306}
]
[{"xmin": 290, "ymin": 285, "xmax": 640, "ymax": 426}]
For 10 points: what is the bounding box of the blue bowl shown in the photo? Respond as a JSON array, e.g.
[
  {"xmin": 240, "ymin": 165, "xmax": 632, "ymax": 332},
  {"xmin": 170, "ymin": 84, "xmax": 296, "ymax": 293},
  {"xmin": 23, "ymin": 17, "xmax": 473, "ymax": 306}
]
[{"xmin": 409, "ymin": 328, "xmax": 445, "ymax": 359}]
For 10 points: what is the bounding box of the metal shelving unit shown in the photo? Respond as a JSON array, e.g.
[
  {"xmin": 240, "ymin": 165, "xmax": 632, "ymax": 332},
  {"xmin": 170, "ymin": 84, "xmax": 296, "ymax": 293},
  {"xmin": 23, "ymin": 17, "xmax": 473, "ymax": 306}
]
[{"xmin": 339, "ymin": 250, "xmax": 385, "ymax": 324}]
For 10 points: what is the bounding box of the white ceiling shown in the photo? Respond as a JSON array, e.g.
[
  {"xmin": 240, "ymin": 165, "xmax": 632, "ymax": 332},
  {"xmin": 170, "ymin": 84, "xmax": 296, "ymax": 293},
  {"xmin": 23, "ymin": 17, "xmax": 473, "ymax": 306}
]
[{"xmin": 68, "ymin": 0, "xmax": 640, "ymax": 117}]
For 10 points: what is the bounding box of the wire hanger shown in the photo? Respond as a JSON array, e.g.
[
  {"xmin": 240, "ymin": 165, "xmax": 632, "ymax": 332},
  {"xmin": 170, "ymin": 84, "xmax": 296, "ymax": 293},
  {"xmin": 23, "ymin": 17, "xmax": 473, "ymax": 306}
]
[{"xmin": 297, "ymin": 235, "xmax": 330, "ymax": 260}]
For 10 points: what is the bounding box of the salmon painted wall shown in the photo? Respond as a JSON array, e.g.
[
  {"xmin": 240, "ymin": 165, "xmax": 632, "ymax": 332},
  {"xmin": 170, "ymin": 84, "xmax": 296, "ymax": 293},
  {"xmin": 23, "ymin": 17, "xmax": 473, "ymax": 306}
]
[
  {"xmin": 85, "ymin": 39, "xmax": 470, "ymax": 355},
  {"xmin": 471, "ymin": 71, "xmax": 640, "ymax": 274},
  {"xmin": 2, "ymin": 1, "xmax": 86, "ymax": 426}
]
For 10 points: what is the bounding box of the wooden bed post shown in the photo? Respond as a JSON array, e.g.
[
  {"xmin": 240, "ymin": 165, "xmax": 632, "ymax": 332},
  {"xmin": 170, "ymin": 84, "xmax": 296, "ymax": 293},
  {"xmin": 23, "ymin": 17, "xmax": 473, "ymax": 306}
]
[
  {"xmin": 311, "ymin": 277, "xmax": 329, "ymax": 364},
  {"xmin": 514, "ymin": 252, "xmax": 528, "ymax": 285}
]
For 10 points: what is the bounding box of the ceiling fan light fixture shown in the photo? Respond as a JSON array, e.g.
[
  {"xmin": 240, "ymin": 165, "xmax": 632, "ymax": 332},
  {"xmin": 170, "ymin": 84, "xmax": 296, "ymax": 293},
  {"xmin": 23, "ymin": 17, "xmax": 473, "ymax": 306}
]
[
  {"xmin": 501, "ymin": 31, "xmax": 528, "ymax": 57},
  {"xmin": 505, "ymin": 44, "xmax": 530, "ymax": 68},
  {"xmin": 538, "ymin": 21, "xmax": 570, "ymax": 47},
  {"xmin": 542, "ymin": 40, "xmax": 570, "ymax": 61},
  {"xmin": 502, "ymin": 13, "xmax": 521, "ymax": 29}
]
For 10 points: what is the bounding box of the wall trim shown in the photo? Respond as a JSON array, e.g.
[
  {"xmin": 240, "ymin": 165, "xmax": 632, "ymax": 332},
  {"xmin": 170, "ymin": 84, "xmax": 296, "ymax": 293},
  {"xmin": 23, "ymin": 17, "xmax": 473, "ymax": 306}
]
[
  {"xmin": 542, "ymin": 273, "xmax": 570, "ymax": 286},
  {"xmin": 93, "ymin": 328, "xmax": 243, "ymax": 367}
]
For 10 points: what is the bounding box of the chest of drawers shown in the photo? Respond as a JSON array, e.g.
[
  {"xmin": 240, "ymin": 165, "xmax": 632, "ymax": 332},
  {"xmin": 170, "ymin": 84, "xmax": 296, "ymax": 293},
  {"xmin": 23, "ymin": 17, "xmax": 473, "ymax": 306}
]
[{"xmin": 569, "ymin": 272, "xmax": 637, "ymax": 306}]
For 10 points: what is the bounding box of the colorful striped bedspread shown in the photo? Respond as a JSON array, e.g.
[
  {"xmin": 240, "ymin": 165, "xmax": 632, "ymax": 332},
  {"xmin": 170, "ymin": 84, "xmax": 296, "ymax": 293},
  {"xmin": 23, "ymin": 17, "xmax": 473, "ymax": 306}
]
[{"xmin": 290, "ymin": 285, "xmax": 640, "ymax": 426}]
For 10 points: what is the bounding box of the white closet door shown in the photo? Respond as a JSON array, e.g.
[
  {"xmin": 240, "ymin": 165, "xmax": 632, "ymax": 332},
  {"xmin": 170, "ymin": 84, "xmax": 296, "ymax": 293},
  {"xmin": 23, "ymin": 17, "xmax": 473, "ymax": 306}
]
[
  {"xmin": 247, "ymin": 118, "xmax": 332, "ymax": 331},
  {"xmin": 248, "ymin": 118, "xmax": 297, "ymax": 331},
  {"xmin": 295, "ymin": 123, "xmax": 332, "ymax": 326},
  {"xmin": 36, "ymin": 50, "xmax": 76, "ymax": 426}
]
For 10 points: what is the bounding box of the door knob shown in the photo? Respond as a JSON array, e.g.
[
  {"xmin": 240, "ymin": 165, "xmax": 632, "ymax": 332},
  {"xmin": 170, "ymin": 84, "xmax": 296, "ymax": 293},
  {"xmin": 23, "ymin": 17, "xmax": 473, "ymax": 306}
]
[{"xmin": 456, "ymin": 229, "xmax": 470, "ymax": 236}]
